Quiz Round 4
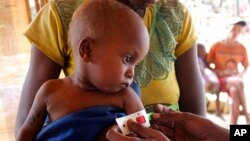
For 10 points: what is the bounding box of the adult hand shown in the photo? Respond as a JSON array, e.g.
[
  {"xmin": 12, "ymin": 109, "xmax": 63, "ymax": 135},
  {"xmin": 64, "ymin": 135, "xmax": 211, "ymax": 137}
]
[
  {"xmin": 151, "ymin": 104, "xmax": 229, "ymax": 141},
  {"xmin": 106, "ymin": 104, "xmax": 229, "ymax": 141},
  {"xmin": 15, "ymin": 45, "xmax": 61, "ymax": 137},
  {"xmin": 106, "ymin": 121, "xmax": 170, "ymax": 141}
]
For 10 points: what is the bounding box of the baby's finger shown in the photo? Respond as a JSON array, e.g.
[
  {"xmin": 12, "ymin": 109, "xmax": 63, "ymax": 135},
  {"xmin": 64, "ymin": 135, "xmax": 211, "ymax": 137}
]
[{"xmin": 127, "ymin": 120, "xmax": 170, "ymax": 141}]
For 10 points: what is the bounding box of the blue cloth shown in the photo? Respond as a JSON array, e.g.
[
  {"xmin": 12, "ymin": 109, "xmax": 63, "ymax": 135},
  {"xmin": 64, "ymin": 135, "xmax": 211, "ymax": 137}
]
[
  {"xmin": 36, "ymin": 106, "xmax": 126, "ymax": 141},
  {"xmin": 131, "ymin": 81, "xmax": 140, "ymax": 96}
]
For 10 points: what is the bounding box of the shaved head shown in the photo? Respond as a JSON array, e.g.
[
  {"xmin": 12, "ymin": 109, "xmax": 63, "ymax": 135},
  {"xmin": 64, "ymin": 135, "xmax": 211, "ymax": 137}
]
[{"xmin": 68, "ymin": 0, "xmax": 145, "ymax": 51}]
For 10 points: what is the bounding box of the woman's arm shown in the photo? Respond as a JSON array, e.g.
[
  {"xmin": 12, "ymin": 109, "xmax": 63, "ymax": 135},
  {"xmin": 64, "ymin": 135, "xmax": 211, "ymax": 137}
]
[
  {"xmin": 175, "ymin": 45, "xmax": 206, "ymax": 116},
  {"xmin": 15, "ymin": 45, "xmax": 61, "ymax": 137},
  {"xmin": 16, "ymin": 84, "xmax": 48, "ymax": 141}
]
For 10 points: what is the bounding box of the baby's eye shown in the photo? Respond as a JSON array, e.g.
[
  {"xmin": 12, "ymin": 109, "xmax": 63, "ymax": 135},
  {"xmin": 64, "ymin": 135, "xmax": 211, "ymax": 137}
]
[{"xmin": 123, "ymin": 55, "xmax": 132, "ymax": 64}]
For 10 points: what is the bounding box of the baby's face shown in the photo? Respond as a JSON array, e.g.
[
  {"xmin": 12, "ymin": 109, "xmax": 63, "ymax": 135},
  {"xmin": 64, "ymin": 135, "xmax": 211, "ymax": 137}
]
[
  {"xmin": 87, "ymin": 24, "xmax": 149, "ymax": 93},
  {"xmin": 226, "ymin": 61, "xmax": 237, "ymax": 71}
]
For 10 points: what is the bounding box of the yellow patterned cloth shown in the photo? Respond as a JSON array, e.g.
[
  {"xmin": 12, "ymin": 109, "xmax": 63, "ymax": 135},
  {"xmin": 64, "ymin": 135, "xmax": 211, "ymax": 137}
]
[{"xmin": 24, "ymin": 0, "xmax": 198, "ymax": 107}]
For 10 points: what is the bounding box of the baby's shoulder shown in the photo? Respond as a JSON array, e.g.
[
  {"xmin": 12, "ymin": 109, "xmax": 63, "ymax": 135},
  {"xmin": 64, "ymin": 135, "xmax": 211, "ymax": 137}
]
[
  {"xmin": 38, "ymin": 79, "xmax": 66, "ymax": 96},
  {"xmin": 118, "ymin": 87, "xmax": 139, "ymax": 100},
  {"xmin": 43, "ymin": 78, "xmax": 64, "ymax": 89}
]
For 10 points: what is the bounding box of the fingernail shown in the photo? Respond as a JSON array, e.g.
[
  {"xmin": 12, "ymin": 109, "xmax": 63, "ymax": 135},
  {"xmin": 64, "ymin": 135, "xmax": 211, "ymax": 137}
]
[
  {"xmin": 127, "ymin": 119, "xmax": 136, "ymax": 125},
  {"xmin": 127, "ymin": 120, "xmax": 137, "ymax": 129},
  {"xmin": 152, "ymin": 113, "xmax": 161, "ymax": 119},
  {"xmin": 127, "ymin": 119, "xmax": 134, "ymax": 123}
]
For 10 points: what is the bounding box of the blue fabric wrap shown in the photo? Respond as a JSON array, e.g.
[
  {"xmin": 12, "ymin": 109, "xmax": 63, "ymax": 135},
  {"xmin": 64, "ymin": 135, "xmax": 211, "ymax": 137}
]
[
  {"xmin": 35, "ymin": 106, "xmax": 126, "ymax": 141},
  {"xmin": 130, "ymin": 81, "xmax": 140, "ymax": 96}
]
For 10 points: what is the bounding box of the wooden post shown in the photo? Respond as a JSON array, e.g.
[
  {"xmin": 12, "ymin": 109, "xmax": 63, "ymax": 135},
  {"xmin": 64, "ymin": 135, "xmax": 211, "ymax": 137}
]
[
  {"xmin": 35, "ymin": 0, "xmax": 40, "ymax": 12},
  {"xmin": 24, "ymin": 0, "xmax": 32, "ymax": 22}
]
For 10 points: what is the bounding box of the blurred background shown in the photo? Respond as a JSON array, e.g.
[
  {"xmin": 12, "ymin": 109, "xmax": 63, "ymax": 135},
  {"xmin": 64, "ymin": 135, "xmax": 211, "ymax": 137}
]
[
  {"xmin": 183, "ymin": 0, "xmax": 250, "ymax": 128},
  {"xmin": 0, "ymin": 0, "xmax": 250, "ymax": 140}
]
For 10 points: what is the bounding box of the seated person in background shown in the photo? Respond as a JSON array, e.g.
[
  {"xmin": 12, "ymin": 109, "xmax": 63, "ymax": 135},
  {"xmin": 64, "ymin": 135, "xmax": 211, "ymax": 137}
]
[
  {"xmin": 207, "ymin": 20, "xmax": 250, "ymax": 124},
  {"xmin": 197, "ymin": 43, "xmax": 220, "ymax": 94},
  {"xmin": 197, "ymin": 43, "xmax": 222, "ymax": 118},
  {"xmin": 16, "ymin": 0, "xmax": 149, "ymax": 140},
  {"xmin": 216, "ymin": 58, "xmax": 250, "ymax": 124}
]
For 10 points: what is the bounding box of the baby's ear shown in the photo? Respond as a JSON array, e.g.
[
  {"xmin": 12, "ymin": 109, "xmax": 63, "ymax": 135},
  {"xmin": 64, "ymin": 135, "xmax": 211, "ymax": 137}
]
[{"xmin": 79, "ymin": 38, "xmax": 92, "ymax": 62}]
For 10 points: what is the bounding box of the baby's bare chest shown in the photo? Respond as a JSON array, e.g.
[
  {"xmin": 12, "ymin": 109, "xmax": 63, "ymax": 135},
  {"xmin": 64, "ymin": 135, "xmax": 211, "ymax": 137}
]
[{"xmin": 47, "ymin": 92, "xmax": 123, "ymax": 121}]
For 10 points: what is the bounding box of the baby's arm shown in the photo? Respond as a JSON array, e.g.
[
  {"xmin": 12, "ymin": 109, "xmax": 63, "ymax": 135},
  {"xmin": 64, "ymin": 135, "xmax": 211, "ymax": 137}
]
[
  {"xmin": 16, "ymin": 84, "xmax": 48, "ymax": 141},
  {"xmin": 123, "ymin": 87, "xmax": 145, "ymax": 114}
]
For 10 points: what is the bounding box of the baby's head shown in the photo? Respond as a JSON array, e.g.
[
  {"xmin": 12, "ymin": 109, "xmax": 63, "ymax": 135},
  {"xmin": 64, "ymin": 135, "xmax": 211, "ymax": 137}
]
[
  {"xmin": 225, "ymin": 59, "xmax": 238, "ymax": 73},
  {"xmin": 68, "ymin": 0, "xmax": 149, "ymax": 93}
]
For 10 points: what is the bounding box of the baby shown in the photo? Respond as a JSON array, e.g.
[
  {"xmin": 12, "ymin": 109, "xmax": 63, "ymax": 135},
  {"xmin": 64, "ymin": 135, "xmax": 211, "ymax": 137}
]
[
  {"xmin": 17, "ymin": 0, "xmax": 149, "ymax": 140},
  {"xmin": 224, "ymin": 59, "xmax": 238, "ymax": 76}
]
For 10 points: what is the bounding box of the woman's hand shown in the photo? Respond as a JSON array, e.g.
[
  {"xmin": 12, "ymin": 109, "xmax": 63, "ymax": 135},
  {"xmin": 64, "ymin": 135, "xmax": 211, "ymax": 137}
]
[
  {"xmin": 106, "ymin": 121, "xmax": 170, "ymax": 141},
  {"xmin": 151, "ymin": 104, "xmax": 229, "ymax": 141},
  {"xmin": 106, "ymin": 104, "xmax": 229, "ymax": 141}
]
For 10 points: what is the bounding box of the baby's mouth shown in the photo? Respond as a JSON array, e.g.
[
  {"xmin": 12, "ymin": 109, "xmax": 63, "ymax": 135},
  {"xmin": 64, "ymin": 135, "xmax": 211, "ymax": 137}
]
[{"xmin": 122, "ymin": 83, "xmax": 129, "ymax": 88}]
